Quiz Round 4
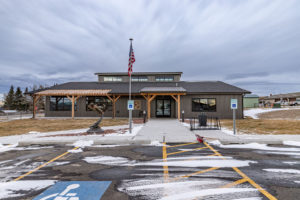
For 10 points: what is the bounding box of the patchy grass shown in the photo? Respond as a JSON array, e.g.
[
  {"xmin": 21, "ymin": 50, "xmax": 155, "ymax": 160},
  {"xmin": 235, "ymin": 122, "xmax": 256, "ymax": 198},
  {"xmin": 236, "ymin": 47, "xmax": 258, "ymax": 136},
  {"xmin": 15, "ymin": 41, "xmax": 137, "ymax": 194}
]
[
  {"xmin": 221, "ymin": 118, "xmax": 300, "ymax": 135},
  {"xmin": 258, "ymin": 109, "xmax": 300, "ymax": 119},
  {"xmin": 0, "ymin": 118, "xmax": 129, "ymax": 136}
]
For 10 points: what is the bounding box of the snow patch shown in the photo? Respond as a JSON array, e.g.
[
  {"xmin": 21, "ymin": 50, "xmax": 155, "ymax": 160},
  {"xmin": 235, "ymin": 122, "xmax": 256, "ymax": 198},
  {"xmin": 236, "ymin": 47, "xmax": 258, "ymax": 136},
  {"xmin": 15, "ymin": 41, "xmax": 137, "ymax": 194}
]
[
  {"xmin": 283, "ymin": 161, "xmax": 300, "ymax": 165},
  {"xmin": 283, "ymin": 141, "xmax": 300, "ymax": 147},
  {"xmin": 83, "ymin": 156, "xmax": 133, "ymax": 165},
  {"xmin": 135, "ymin": 158, "xmax": 256, "ymax": 168},
  {"xmin": 263, "ymin": 168, "xmax": 300, "ymax": 174},
  {"xmin": 73, "ymin": 140, "xmax": 93, "ymax": 148},
  {"xmin": 0, "ymin": 143, "xmax": 18, "ymax": 152},
  {"xmin": 0, "ymin": 180, "xmax": 56, "ymax": 199},
  {"xmin": 244, "ymin": 108, "xmax": 300, "ymax": 119},
  {"xmin": 160, "ymin": 188, "xmax": 257, "ymax": 200},
  {"xmin": 150, "ymin": 140, "xmax": 164, "ymax": 146},
  {"xmin": 68, "ymin": 148, "xmax": 83, "ymax": 153}
]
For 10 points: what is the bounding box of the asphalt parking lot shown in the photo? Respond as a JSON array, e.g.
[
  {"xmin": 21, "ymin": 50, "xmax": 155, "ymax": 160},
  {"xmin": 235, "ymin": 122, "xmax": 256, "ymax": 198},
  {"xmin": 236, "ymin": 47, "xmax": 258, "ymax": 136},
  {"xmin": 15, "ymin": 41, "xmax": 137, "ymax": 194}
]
[{"xmin": 1, "ymin": 142, "xmax": 300, "ymax": 200}]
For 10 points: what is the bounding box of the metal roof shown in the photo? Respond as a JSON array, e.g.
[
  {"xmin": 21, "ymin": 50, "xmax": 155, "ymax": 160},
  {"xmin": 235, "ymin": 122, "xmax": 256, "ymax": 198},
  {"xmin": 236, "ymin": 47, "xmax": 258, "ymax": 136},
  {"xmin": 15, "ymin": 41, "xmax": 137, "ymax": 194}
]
[
  {"xmin": 244, "ymin": 94, "xmax": 259, "ymax": 98},
  {"xmin": 36, "ymin": 89, "xmax": 111, "ymax": 96},
  {"xmin": 29, "ymin": 81, "xmax": 250, "ymax": 95},
  {"xmin": 140, "ymin": 87, "xmax": 186, "ymax": 93}
]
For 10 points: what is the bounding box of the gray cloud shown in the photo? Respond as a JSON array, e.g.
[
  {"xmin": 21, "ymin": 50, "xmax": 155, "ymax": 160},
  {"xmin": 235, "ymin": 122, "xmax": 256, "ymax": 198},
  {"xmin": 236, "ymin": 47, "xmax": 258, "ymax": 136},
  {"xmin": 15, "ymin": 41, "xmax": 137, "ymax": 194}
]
[{"xmin": 0, "ymin": 0, "xmax": 300, "ymax": 96}]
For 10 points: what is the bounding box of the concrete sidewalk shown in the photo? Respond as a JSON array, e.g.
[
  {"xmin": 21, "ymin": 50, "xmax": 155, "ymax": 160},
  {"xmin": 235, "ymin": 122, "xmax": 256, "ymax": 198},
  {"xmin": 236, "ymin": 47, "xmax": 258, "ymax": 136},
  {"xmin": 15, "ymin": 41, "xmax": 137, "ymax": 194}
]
[{"xmin": 134, "ymin": 119, "xmax": 198, "ymax": 143}]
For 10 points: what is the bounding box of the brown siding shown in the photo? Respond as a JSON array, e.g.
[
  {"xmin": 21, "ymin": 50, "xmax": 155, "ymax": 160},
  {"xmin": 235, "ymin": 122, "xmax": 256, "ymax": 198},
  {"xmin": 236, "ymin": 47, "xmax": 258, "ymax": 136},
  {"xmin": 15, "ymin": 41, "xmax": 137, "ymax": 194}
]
[{"xmin": 180, "ymin": 94, "xmax": 244, "ymax": 119}]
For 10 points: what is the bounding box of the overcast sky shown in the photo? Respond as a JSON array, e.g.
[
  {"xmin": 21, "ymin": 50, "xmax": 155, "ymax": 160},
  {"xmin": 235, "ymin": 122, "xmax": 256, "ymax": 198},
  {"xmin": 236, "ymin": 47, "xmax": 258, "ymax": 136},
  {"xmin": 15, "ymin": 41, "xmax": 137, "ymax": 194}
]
[{"xmin": 0, "ymin": 0, "xmax": 300, "ymax": 96}]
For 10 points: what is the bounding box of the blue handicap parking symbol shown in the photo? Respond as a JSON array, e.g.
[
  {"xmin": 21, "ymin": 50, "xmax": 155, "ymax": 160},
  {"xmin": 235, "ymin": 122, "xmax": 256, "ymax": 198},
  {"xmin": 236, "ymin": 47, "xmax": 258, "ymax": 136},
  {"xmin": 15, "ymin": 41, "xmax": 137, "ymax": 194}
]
[{"xmin": 33, "ymin": 181, "xmax": 111, "ymax": 200}]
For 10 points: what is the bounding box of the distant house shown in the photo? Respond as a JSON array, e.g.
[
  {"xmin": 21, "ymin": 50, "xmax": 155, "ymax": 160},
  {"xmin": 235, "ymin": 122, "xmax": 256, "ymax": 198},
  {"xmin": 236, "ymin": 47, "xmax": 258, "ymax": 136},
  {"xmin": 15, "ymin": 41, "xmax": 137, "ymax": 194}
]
[
  {"xmin": 28, "ymin": 71, "xmax": 250, "ymax": 119},
  {"xmin": 243, "ymin": 94, "xmax": 259, "ymax": 108},
  {"xmin": 260, "ymin": 92, "xmax": 300, "ymax": 106}
]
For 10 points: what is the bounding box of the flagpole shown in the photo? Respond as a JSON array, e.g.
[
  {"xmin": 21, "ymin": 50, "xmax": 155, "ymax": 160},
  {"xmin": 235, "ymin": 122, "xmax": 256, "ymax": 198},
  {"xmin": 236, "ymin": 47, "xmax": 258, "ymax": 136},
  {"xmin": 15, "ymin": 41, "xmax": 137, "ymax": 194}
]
[{"xmin": 129, "ymin": 38, "xmax": 133, "ymax": 133}]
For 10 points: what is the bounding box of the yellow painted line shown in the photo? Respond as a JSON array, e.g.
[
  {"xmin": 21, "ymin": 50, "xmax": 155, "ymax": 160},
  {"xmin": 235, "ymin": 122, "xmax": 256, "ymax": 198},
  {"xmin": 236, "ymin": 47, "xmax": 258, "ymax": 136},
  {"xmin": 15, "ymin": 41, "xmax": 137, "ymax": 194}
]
[
  {"xmin": 221, "ymin": 178, "xmax": 248, "ymax": 188},
  {"xmin": 172, "ymin": 167, "xmax": 220, "ymax": 181},
  {"xmin": 13, "ymin": 147, "xmax": 79, "ymax": 181},
  {"xmin": 167, "ymin": 147, "xmax": 208, "ymax": 156},
  {"xmin": 167, "ymin": 142, "xmax": 198, "ymax": 148},
  {"xmin": 162, "ymin": 143, "xmax": 169, "ymax": 181},
  {"xmin": 203, "ymin": 142, "xmax": 278, "ymax": 200}
]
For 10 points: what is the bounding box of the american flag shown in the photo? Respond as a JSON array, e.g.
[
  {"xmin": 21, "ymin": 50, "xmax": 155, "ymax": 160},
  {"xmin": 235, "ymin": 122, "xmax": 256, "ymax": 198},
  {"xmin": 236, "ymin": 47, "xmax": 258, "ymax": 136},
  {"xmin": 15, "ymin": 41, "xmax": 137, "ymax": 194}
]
[{"xmin": 128, "ymin": 41, "xmax": 135, "ymax": 76}]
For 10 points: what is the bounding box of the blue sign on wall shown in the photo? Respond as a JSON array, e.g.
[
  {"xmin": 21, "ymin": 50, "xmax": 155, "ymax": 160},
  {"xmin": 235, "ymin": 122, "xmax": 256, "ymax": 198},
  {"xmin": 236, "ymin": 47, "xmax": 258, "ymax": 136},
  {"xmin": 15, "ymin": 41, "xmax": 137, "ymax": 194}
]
[{"xmin": 33, "ymin": 181, "xmax": 111, "ymax": 200}]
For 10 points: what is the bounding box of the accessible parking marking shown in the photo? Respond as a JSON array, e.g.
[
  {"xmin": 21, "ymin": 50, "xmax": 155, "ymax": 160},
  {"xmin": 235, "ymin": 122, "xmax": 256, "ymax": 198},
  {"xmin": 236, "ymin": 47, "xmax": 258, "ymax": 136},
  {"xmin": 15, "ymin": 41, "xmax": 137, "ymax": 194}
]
[
  {"xmin": 162, "ymin": 141, "xmax": 278, "ymax": 200},
  {"xmin": 33, "ymin": 181, "xmax": 111, "ymax": 200}
]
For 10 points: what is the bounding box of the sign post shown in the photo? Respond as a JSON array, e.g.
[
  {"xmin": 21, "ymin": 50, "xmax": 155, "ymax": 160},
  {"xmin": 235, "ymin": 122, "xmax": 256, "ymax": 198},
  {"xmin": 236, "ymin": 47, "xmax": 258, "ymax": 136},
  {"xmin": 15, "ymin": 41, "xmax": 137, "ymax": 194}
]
[{"xmin": 231, "ymin": 99, "xmax": 238, "ymax": 135}]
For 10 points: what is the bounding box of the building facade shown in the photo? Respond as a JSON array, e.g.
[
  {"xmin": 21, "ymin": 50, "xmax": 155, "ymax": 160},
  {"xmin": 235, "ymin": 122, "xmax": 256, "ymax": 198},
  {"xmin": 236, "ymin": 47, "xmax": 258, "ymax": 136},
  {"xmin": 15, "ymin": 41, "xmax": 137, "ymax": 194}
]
[{"xmin": 30, "ymin": 72, "xmax": 250, "ymax": 119}]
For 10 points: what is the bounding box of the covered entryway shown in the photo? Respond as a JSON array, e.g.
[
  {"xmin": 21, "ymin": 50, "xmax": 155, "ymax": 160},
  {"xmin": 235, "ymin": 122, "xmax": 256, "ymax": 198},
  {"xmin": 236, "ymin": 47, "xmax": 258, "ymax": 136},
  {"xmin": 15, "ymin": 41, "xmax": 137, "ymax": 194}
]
[{"xmin": 140, "ymin": 86, "xmax": 186, "ymax": 120}]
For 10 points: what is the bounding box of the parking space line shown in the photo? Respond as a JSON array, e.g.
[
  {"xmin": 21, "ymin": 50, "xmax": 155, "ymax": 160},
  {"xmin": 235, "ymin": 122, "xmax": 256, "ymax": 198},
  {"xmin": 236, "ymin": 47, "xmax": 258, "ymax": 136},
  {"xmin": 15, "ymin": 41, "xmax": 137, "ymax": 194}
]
[
  {"xmin": 203, "ymin": 142, "xmax": 278, "ymax": 200},
  {"xmin": 13, "ymin": 146, "xmax": 79, "ymax": 181},
  {"xmin": 221, "ymin": 178, "xmax": 248, "ymax": 188},
  {"xmin": 166, "ymin": 147, "xmax": 208, "ymax": 156},
  {"xmin": 172, "ymin": 167, "xmax": 220, "ymax": 181},
  {"xmin": 167, "ymin": 142, "xmax": 198, "ymax": 148},
  {"xmin": 162, "ymin": 143, "xmax": 169, "ymax": 181}
]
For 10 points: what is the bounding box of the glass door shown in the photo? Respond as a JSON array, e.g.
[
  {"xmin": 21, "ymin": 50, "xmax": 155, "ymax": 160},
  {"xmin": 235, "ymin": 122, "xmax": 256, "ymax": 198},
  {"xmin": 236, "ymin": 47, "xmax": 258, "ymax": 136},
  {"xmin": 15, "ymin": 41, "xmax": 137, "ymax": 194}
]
[{"xmin": 156, "ymin": 99, "xmax": 171, "ymax": 117}]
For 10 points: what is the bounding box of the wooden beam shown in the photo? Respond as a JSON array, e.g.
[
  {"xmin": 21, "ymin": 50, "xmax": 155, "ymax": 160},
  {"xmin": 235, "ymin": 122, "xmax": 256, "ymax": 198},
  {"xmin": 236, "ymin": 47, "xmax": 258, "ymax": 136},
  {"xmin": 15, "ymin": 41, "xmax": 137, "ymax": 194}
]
[
  {"xmin": 71, "ymin": 95, "xmax": 75, "ymax": 119},
  {"xmin": 112, "ymin": 95, "xmax": 121, "ymax": 119},
  {"xmin": 146, "ymin": 94, "xmax": 157, "ymax": 119},
  {"xmin": 106, "ymin": 95, "xmax": 113, "ymax": 101},
  {"xmin": 171, "ymin": 95, "xmax": 178, "ymax": 102},
  {"xmin": 177, "ymin": 95, "xmax": 181, "ymax": 120}
]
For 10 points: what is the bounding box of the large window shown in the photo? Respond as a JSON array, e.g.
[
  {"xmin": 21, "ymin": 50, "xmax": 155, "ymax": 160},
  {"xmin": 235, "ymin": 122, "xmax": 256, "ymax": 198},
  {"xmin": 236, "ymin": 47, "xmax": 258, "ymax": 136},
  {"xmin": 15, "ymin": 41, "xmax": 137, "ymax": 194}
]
[
  {"xmin": 103, "ymin": 76, "xmax": 122, "ymax": 82},
  {"xmin": 50, "ymin": 97, "xmax": 76, "ymax": 111},
  {"xmin": 86, "ymin": 96, "xmax": 112, "ymax": 111},
  {"xmin": 192, "ymin": 98, "xmax": 216, "ymax": 112},
  {"xmin": 132, "ymin": 76, "xmax": 148, "ymax": 82},
  {"xmin": 155, "ymin": 75, "xmax": 174, "ymax": 82}
]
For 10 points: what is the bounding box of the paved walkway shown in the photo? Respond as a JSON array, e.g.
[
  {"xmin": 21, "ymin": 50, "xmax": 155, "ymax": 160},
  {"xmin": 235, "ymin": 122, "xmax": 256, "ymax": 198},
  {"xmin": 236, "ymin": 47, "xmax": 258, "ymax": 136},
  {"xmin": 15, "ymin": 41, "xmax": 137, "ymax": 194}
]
[{"xmin": 135, "ymin": 119, "xmax": 199, "ymax": 143}]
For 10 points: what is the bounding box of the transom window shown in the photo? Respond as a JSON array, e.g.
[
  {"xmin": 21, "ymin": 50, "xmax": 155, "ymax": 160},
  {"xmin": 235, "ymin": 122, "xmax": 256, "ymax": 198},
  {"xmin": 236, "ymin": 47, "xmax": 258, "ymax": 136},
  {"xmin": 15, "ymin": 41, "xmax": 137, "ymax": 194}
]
[
  {"xmin": 104, "ymin": 76, "xmax": 122, "ymax": 82},
  {"xmin": 155, "ymin": 75, "xmax": 174, "ymax": 82},
  {"xmin": 86, "ymin": 96, "xmax": 112, "ymax": 111},
  {"xmin": 132, "ymin": 76, "xmax": 148, "ymax": 82},
  {"xmin": 50, "ymin": 96, "xmax": 76, "ymax": 111},
  {"xmin": 192, "ymin": 98, "xmax": 216, "ymax": 112}
]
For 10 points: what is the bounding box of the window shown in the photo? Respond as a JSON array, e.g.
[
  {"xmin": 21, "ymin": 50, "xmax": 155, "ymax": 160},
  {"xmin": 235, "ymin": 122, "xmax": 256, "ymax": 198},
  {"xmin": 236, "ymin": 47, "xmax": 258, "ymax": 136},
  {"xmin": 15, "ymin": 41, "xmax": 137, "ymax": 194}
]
[
  {"xmin": 50, "ymin": 97, "xmax": 76, "ymax": 111},
  {"xmin": 103, "ymin": 76, "xmax": 122, "ymax": 82},
  {"xmin": 155, "ymin": 75, "xmax": 174, "ymax": 82},
  {"xmin": 86, "ymin": 96, "xmax": 112, "ymax": 111},
  {"xmin": 192, "ymin": 98, "xmax": 216, "ymax": 112},
  {"xmin": 132, "ymin": 76, "xmax": 148, "ymax": 82}
]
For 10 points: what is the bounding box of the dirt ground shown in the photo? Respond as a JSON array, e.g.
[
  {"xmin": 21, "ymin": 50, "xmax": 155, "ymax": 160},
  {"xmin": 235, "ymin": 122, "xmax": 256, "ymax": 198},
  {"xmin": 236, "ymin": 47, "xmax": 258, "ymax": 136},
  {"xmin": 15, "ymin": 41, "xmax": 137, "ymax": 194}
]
[
  {"xmin": 258, "ymin": 109, "xmax": 300, "ymax": 119},
  {"xmin": 0, "ymin": 118, "xmax": 129, "ymax": 136},
  {"xmin": 221, "ymin": 118, "xmax": 300, "ymax": 135}
]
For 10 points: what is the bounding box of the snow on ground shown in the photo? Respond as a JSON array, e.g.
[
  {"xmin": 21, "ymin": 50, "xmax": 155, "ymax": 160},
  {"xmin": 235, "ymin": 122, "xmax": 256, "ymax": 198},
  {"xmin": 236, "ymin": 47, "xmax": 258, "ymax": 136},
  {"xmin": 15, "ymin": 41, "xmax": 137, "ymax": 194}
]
[
  {"xmin": 263, "ymin": 169, "xmax": 300, "ymax": 174},
  {"xmin": 283, "ymin": 141, "xmax": 300, "ymax": 147},
  {"xmin": 136, "ymin": 158, "xmax": 256, "ymax": 168},
  {"xmin": 295, "ymin": 181, "xmax": 300, "ymax": 184},
  {"xmin": 283, "ymin": 161, "xmax": 300, "ymax": 165},
  {"xmin": 83, "ymin": 155, "xmax": 134, "ymax": 165},
  {"xmin": 72, "ymin": 140, "xmax": 93, "ymax": 148},
  {"xmin": 68, "ymin": 148, "xmax": 83, "ymax": 153},
  {"xmin": 210, "ymin": 141, "xmax": 300, "ymax": 152},
  {"xmin": 0, "ymin": 180, "xmax": 56, "ymax": 199},
  {"xmin": 244, "ymin": 108, "xmax": 300, "ymax": 119},
  {"xmin": 259, "ymin": 151, "xmax": 300, "ymax": 156},
  {"xmin": 0, "ymin": 143, "xmax": 18, "ymax": 152},
  {"xmin": 160, "ymin": 188, "xmax": 257, "ymax": 200}
]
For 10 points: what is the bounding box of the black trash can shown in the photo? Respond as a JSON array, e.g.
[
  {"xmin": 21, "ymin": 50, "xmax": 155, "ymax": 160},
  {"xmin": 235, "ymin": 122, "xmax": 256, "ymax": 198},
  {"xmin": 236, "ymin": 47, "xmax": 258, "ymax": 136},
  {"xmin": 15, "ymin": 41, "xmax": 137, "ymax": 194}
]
[{"xmin": 198, "ymin": 113, "xmax": 207, "ymax": 126}]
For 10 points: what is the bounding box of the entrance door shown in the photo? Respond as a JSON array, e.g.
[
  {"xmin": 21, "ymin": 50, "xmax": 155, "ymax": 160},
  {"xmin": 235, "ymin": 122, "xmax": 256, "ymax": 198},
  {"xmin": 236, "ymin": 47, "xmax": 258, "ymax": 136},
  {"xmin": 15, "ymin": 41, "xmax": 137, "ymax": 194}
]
[{"xmin": 156, "ymin": 99, "xmax": 171, "ymax": 117}]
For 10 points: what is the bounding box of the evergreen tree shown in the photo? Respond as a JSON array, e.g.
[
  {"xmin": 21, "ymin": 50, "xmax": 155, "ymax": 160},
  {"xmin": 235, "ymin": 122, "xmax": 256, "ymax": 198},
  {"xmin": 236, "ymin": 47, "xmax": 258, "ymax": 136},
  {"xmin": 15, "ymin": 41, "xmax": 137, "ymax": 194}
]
[
  {"xmin": 14, "ymin": 87, "xmax": 25, "ymax": 110},
  {"xmin": 4, "ymin": 85, "xmax": 15, "ymax": 109}
]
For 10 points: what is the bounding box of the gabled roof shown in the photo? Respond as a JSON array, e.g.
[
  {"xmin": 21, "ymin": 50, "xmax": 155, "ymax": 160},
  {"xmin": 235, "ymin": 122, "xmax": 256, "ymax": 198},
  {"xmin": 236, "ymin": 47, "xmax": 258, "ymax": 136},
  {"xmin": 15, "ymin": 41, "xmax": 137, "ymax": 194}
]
[{"xmin": 30, "ymin": 81, "xmax": 250, "ymax": 95}]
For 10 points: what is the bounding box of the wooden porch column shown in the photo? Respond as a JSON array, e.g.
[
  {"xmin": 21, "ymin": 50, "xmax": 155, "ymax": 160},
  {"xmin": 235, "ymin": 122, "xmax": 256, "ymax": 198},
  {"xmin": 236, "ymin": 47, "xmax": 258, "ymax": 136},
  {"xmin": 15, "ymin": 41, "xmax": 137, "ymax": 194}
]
[
  {"xmin": 171, "ymin": 94, "xmax": 181, "ymax": 120},
  {"xmin": 177, "ymin": 95, "xmax": 181, "ymax": 120},
  {"xmin": 142, "ymin": 94, "xmax": 156, "ymax": 119},
  {"xmin": 108, "ymin": 95, "xmax": 120, "ymax": 119},
  {"xmin": 67, "ymin": 95, "xmax": 80, "ymax": 119}
]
